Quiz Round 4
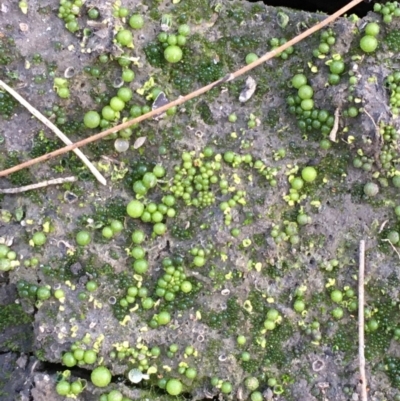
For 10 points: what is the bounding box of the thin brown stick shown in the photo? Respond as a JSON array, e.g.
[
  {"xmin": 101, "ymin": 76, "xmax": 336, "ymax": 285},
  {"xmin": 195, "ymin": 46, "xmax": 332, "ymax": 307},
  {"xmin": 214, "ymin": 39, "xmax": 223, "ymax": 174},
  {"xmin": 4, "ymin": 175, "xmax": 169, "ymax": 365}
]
[
  {"xmin": 0, "ymin": 80, "xmax": 107, "ymax": 185},
  {"xmin": 382, "ymin": 238, "xmax": 400, "ymax": 260},
  {"xmin": 0, "ymin": 0, "xmax": 364, "ymax": 178},
  {"xmin": 358, "ymin": 240, "xmax": 367, "ymax": 401},
  {"xmin": 0, "ymin": 176, "xmax": 77, "ymax": 194}
]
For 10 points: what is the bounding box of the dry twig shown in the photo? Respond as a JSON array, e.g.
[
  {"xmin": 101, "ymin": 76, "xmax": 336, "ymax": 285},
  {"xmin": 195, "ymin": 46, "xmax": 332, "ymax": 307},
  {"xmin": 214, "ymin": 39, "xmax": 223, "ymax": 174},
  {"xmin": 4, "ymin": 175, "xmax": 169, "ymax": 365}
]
[
  {"xmin": 0, "ymin": 80, "xmax": 106, "ymax": 185},
  {"xmin": 382, "ymin": 238, "xmax": 400, "ymax": 260},
  {"xmin": 329, "ymin": 108, "xmax": 340, "ymax": 142},
  {"xmin": 0, "ymin": 176, "xmax": 77, "ymax": 194},
  {"xmin": 0, "ymin": 0, "xmax": 364, "ymax": 178},
  {"xmin": 358, "ymin": 240, "xmax": 367, "ymax": 401}
]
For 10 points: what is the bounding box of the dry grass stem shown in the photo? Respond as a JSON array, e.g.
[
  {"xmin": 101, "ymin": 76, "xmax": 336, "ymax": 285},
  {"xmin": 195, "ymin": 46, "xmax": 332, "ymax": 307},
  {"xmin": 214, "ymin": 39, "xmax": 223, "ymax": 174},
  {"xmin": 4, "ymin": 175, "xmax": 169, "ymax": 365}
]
[
  {"xmin": 359, "ymin": 240, "xmax": 367, "ymax": 401},
  {"xmin": 0, "ymin": 176, "xmax": 77, "ymax": 194},
  {"xmin": 0, "ymin": 80, "xmax": 106, "ymax": 185}
]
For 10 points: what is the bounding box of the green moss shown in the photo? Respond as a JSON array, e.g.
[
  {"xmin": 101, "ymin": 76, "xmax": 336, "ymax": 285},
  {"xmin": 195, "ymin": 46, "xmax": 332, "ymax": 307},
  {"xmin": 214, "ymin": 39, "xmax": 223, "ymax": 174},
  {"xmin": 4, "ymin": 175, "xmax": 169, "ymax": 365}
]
[
  {"xmin": 263, "ymin": 109, "xmax": 280, "ymax": 128},
  {"xmin": 0, "ymin": 90, "xmax": 18, "ymax": 118},
  {"xmin": 317, "ymin": 150, "xmax": 350, "ymax": 180},
  {"xmin": 3, "ymin": 151, "xmax": 32, "ymax": 186},
  {"xmin": 263, "ymin": 323, "xmax": 294, "ymax": 367},
  {"xmin": 385, "ymin": 30, "xmax": 400, "ymax": 52},
  {"xmin": 197, "ymin": 101, "xmax": 216, "ymax": 125},
  {"xmin": 0, "ymin": 304, "xmax": 32, "ymax": 331},
  {"xmin": 30, "ymin": 130, "xmax": 61, "ymax": 158},
  {"xmin": 331, "ymin": 324, "xmax": 357, "ymax": 355},
  {"xmin": 0, "ymin": 35, "xmax": 18, "ymax": 67},
  {"xmin": 385, "ymin": 356, "xmax": 400, "ymax": 388},
  {"xmin": 173, "ymin": 0, "xmax": 214, "ymax": 23},
  {"xmin": 202, "ymin": 296, "xmax": 244, "ymax": 333}
]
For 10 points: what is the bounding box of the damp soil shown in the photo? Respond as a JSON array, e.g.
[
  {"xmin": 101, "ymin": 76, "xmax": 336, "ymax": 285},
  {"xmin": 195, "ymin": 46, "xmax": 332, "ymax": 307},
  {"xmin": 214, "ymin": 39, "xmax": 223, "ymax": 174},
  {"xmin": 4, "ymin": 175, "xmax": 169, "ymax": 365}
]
[{"xmin": 1, "ymin": 1, "xmax": 400, "ymax": 401}]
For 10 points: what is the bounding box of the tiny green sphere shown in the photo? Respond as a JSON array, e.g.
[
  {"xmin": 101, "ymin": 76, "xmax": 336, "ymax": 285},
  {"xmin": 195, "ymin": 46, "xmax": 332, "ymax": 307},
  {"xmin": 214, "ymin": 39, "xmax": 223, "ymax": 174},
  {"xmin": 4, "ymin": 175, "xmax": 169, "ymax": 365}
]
[
  {"xmin": 264, "ymin": 320, "xmax": 276, "ymax": 330},
  {"xmin": 102, "ymin": 226, "xmax": 114, "ymax": 239},
  {"xmin": 180, "ymin": 280, "xmax": 193, "ymax": 293},
  {"xmin": 157, "ymin": 310, "xmax": 171, "ymax": 325},
  {"xmin": 153, "ymin": 165, "xmax": 166, "ymax": 178},
  {"xmin": 107, "ymin": 390, "xmax": 123, "ymax": 401},
  {"xmin": 237, "ymin": 335, "xmax": 246, "ymax": 345},
  {"xmin": 291, "ymin": 176, "xmax": 304, "ymax": 190},
  {"xmin": 387, "ymin": 231, "xmax": 400, "ymax": 244},
  {"xmin": 116, "ymin": 29, "xmax": 133, "ymax": 46},
  {"xmin": 122, "ymin": 68, "xmax": 135, "ymax": 82},
  {"xmin": 298, "ymin": 85, "xmax": 314, "ymax": 100},
  {"xmin": 178, "ymin": 24, "xmax": 191, "ymax": 36},
  {"xmin": 54, "ymin": 289, "xmax": 65, "ymax": 299},
  {"xmin": 348, "ymin": 107, "xmax": 359, "ymax": 117},
  {"xmin": 393, "ymin": 176, "xmax": 400, "ymax": 188},
  {"xmin": 251, "ymin": 391, "xmax": 263, "ymax": 401},
  {"xmin": 360, "ymin": 35, "xmax": 378, "ymax": 53},
  {"xmin": 118, "ymin": 7, "xmax": 129, "ymax": 18},
  {"xmin": 142, "ymin": 172, "xmax": 157, "ymax": 188},
  {"xmin": 110, "ymin": 220, "xmax": 124, "ymax": 234},
  {"xmin": 164, "ymin": 45, "xmax": 183, "ymax": 63},
  {"xmin": 292, "ymin": 73, "xmax": 307, "ymax": 89},
  {"xmin": 133, "ymin": 259, "xmax": 149, "ymax": 274},
  {"xmin": 367, "ymin": 318, "xmax": 379, "ymax": 332},
  {"xmin": 245, "ymin": 377, "xmax": 259, "ymax": 391},
  {"xmin": 36, "ymin": 286, "xmax": 51, "ymax": 300},
  {"xmin": 363, "ymin": 182, "xmax": 379, "ymax": 197},
  {"xmin": 58, "ymin": 87, "xmax": 70, "ymax": 99},
  {"xmin": 185, "ymin": 367, "xmax": 197, "ymax": 379},
  {"xmin": 163, "ymin": 195, "xmax": 176, "ymax": 207},
  {"xmin": 193, "ymin": 255, "xmax": 205, "ymax": 267},
  {"xmin": 117, "ymin": 87, "xmax": 133, "ymax": 103},
  {"xmin": 330, "ymin": 289, "xmax": 343, "ymax": 303},
  {"xmin": 76, "ymin": 230, "xmax": 91, "ymax": 246},
  {"xmin": 127, "ymin": 200, "xmax": 145, "ymax": 218},
  {"xmin": 166, "ymin": 379, "xmax": 183, "ymax": 396},
  {"xmin": 84, "ymin": 111, "xmax": 101, "ymax": 128},
  {"xmin": 62, "ymin": 352, "xmax": 77, "ymax": 367},
  {"xmin": 332, "ymin": 307, "xmax": 344, "ymax": 319},
  {"xmin": 133, "ymin": 180, "xmax": 147, "ymax": 196},
  {"xmin": 131, "ymin": 246, "xmax": 145, "ymax": 259},
  {"xmin": 300, "ymin": 99, "xmax": 314, "ymax": 111},
  {"xmin": 329, "ymin": 60, "xmax": 345, "ymax": 75},
  {"xmin": 73, "ymin": 348, "xmax": 85, "ymax": 361},
  {"xmin": 129, "ymin": 14, "xmax": 144, "ymax": 29},
  {"xmin": 70, "ymin": 380, "xmax": 83, "ymax": 395},
  {"xmin": 266, "ymin": 308, "xmax": 279, "ymax": 321},
  {"xmin": 32, "ymin": 231, "xmax": 47, "ymax": 246},
  {"xmin": 228, "ymin": 113, "xmax": 237, "ymax": 123},
  {"xmin": 153, "ymin": 222, "xmax": 167, "ymax": 236},
  {"xmin": 90, "ymin": 367, "xmax": 112, "ymax": 388},
  {"xmin": 88, "ymin": 7, "xmax": 99, "ymax": 20},
  {"xmin": 301, "ymin": 166, "xmax": 317, "ymax": 183},
  {"xmin": 294, "ymin": 299, "xmax": 305, "ymax": 313},
  {"xmin": 365, "ymin": 22, "xmax": 380, "ymax": 37},
  {"xmin": 245, "ymin": 53, "xmax": 259, "ymax": 65},
  {"xmin": 221, "ymin": 381, "xmax": 232, "ymax": 394},
  {"xmin": 110, "ymin": 96, "xmax": 125, "ymax": 112},
  {"xmin": 56, "ymin": 381, "xmax": 71, "ymax": 396},
  {"xmin": 142, "ymin": 297, "xmax": 154, "ymax": 309},
  {"xmin": 131, "ymin": 230, "xmax": 145, "ymax": 244},
  {"xmin": 102, "ymin": 105, "xmax": 116, "ymax": 121},
  {"xmin": 86, "ymin": 280, "xmax": 98, "ymax": 292},
  {"xmin": 84, "ymin": 349, "xmax": 98, "ymax": 364},
  {"xmin": 0, "ymin": 245, "xmax": 9, "ymax": 258}
]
